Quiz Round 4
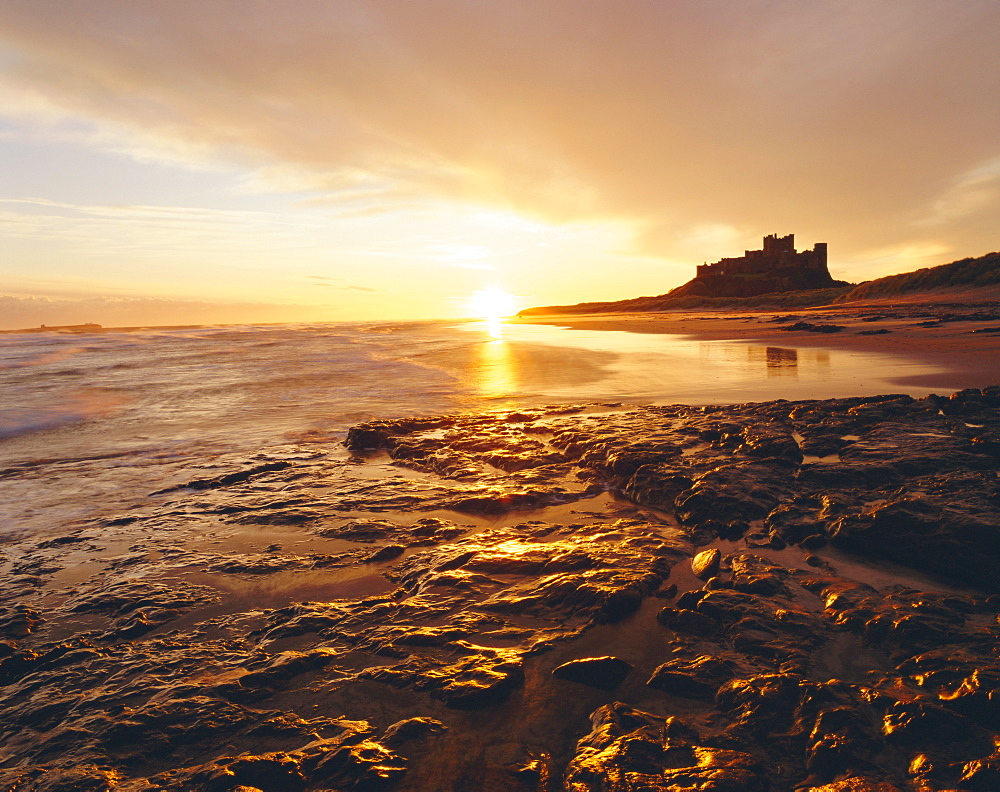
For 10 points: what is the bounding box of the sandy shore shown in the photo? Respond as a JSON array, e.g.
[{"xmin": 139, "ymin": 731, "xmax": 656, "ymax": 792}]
[{"xmin": 514, "ymin": 296, "xmax": 1000, "ymax": 390}]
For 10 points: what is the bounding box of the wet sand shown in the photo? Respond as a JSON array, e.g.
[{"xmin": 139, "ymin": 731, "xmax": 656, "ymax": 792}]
[{"xmin": 514, "ymin": 295, "xmax": 1000, "ymax": 390}]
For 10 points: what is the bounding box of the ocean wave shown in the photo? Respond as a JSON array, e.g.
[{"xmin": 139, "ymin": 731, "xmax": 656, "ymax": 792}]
[
  {"xmin": 0, "ymin": 344, "xmax": 88, "ymax": 371},
  {"xmin": 0, "ymin": 392, "xmax": 128, "ymax": 440}
]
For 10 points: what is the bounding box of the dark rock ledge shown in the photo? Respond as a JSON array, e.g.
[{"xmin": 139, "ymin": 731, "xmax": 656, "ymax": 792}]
[{"xmin": 0, "ymin": 387, "xmax": 997, "ymax": 790}]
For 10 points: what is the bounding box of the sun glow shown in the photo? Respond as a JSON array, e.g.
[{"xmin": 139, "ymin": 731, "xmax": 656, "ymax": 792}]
[
  {"xmin": 466, "ymin": 288, "xmax": 519, "ymax": 340},
  {"xmin": 467, "ymin": 288, "xmax": 518, "ymax": 320}
]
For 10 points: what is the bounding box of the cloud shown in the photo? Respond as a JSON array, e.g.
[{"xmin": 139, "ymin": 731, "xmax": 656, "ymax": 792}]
[
  {"xmin": 0, "ymin": 0, "xmax": 998, "ymax": 273},
  {"xmin": 839, "ymin": 241, "xmax": 953, "ymax": 283},
  {"xmin": 0, "ymin": 293, "xmax": 326, "ymax": 330},
  {"xmin": 921, "ymin": 155, "xmax": 1000, "ymax": 226},
  {"xmin": 305, "ymin": 275, "xmax": 376, "ymax": 292}
]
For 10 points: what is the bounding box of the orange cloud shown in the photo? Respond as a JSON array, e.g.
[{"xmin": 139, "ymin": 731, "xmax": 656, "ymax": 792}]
[
  {"xmin": 1, "ymin": 1, "xmax": 998, "ymax": 274},
  {"xmin": 0, "ymin": 294, "xmax": 325, "ymax": 330}
]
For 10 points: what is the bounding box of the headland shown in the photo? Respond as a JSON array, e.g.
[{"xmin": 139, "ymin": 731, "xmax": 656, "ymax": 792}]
[{"xmin": 517, "ymin": 247, "xmax": 1000, "ymax": 391}]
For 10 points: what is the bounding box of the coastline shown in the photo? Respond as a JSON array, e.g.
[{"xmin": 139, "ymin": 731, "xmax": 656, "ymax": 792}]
[
  {"xmin": 513, "ymin": 296, "xmax": 1000, "ymax": 390},
  {"xmin": 2, "ymin": 381, "xmax": 999, "ymax": 789}
]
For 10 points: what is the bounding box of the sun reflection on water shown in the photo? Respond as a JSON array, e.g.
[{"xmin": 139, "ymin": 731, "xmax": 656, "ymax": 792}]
[
  {"xmin": 486, "ymin": 315, "xmax": 503, "ymax": 340},
  {"xmin": 476, "ymin": 332, "xmax": 516, "ymax": 397}
]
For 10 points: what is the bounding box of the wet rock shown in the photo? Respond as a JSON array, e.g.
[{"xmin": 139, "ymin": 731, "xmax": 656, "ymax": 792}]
[
  {"xmin": 208, "ymin": 554, "xmax": 315, "ymax": 574},
  {"xmin": 318, "ymin": 519, "xmax": 399, "ymax": 542},
  {"xmin": 881, "ymin": 699, "xmax": 970, "ymax": 744},
  {"xmin": 308, "ymin": 739, "xmax": 408, "ymax": 789},
  {"xmin": 675, "ymin": 460, "xmax": 796, "ymax": 527},
  {"xmin": 655, "ymin": 582, "xmax": 678, "ymax": 599},
  {"xmin": 363, "ymin": 644, "xmax": 524, "ymax": 708},
  {"xmin": 740, "ymin": 423, "xmax": 803, "ymax": 463},
  {"xmin": 959, "ymin": 753, "xmax": 1000, "ymax": 791},
  {"xmin": 781, "ymin": 321, "xmax": 845, "ymax": 333},
  {"xmin": 622, "ymin": 465, "xmax": 693, "ymax": 510},
  {"xmin": 691, "ymin": 548, "xmax": 722, "ymax": 580},
  {"xmin": 564, "ymin": 703, "xmax": 766, "ymax": 792},
  {"xmin": 766, "ymin": 500, "xmax": 823, "ymax": 543},
  {"xmin": 151, "ymin": 460, "xmax": 292, "ymax": 494},
  {"xmin": 552, "ymin": 656, "xmax": 633, "ymax": 689},
  {"xmin": 647, "ymin": 654, "xmax": 736, "ymax": 699},
  {"xmin": 3, "ymin": 388, "xmax": 1000, "ymax": 790},
  {"xmin": 381, "ymin": 717, "xmax": 446, "ymax": 747},
  {"xmin": 828, "ymin": 493, "xmax": 1000, "ymax": 589},
  {"xmin": 729, "ymin": 554, "xmax": 790, "ymax": 596},
  {"xmin": 715, "ymin": 672, "xmax": 804, "ymax": 736},
  {"xmin": 657, "ymin": 606, "xmax": 719, "ymax": 636},
  {"xmin": 201, "ymin": 753, "xmax": 307, "ymax": 791},
  {"xmin": 8, "ymin": 764, "xmax": 123, "ymax": 792},
  {"xmin": 803, "ymin": 780, "xmax": 905, "ymax": 791},
  {"xmin": 345, "ymin": 417, "xmax": 448, "ymax": 450},
  {"xmin": 0, "ymin": 606, "xmax": 43, "ymax": 637},
  {"xmin": 391, "ymin": 523, "xmax": 674, "ymax": 625},
  {"xmin": 363, "ymin": 544, "xmax": 406, "ymax": 563}
]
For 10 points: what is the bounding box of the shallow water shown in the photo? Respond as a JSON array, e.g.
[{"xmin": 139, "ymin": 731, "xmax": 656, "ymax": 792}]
[{"xmin": 0, "ymin": 319, "xmax": 951, "ymax": 538}]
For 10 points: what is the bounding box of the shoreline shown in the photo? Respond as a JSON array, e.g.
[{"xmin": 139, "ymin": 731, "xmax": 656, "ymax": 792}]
[
  {"xmin": 513, "ymin": 299, "xmax": 1000, "ymax": 390},
  {"xmin": 2, "ymin": 385, "xmax": 999, "ymax": 789}
]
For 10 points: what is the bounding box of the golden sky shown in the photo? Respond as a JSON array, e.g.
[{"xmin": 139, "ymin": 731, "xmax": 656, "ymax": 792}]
[{"xmin": 1, "ymin": 1, "xmax": 998, "ymax": 327}]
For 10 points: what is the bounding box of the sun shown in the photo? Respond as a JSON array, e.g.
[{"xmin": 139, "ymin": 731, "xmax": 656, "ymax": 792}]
[{"xmin": 466, "ymin": 288, "xmax": 518, "ymax": 319}]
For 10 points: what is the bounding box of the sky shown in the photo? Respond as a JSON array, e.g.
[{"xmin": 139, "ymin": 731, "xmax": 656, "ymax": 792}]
[{"xmin": 1, "ymin": 0, "xmax": 999, "ymax": 328}]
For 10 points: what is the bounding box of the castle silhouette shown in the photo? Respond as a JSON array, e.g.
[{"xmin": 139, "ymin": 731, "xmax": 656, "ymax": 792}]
[{"xmin": 671, "ymin": 234, "xmax": 840, "ymax": 298}]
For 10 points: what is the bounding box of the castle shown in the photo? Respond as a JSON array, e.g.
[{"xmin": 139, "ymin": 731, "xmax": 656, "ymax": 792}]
[
  {"xmin": 696, "ymin": 234, "xmax": 828, "ymax": 278},
  {"xmin": 669, "ymin": 233, "xmax": 839, "ymax": 299}
]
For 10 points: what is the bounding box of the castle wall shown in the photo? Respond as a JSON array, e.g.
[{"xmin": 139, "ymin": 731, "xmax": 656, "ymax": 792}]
[{"xmin": 697, "ymin": 235, "xmax": 827, "ymax": 279}]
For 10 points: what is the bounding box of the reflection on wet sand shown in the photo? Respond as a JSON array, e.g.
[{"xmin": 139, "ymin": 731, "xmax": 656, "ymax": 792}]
[
  {"xmin": 485, "ymin": 315, "xmax": 503, "ymax": 340},
  {"xmin": 476, "ymin": 337, "xmax": 516, "ymax": 397},
  {"xmin": 745, "ymin": 345, "xmax": 831, "ymax": 379},
  {"xmin": 765, "ymin": 346, "xmax": 797, "ymax": 375}
]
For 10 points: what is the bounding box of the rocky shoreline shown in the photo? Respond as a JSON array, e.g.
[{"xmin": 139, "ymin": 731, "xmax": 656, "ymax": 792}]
[{"xmin": 1, "ymin": 387, "xmax": 999, "ymax": 790}]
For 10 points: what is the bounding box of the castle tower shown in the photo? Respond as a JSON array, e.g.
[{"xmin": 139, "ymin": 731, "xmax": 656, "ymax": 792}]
[{"xmin": 762, "ymin": 234, "xmax": 795, "ymax": 256}]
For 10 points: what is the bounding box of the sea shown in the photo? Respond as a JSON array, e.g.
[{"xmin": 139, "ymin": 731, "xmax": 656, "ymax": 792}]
[{"xmin": 0, "ymin": 319, "xmax": 954, "ymax": 540}]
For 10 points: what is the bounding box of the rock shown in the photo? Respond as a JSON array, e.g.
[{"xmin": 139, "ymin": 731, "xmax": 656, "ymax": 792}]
[
  {"xmin": 564, "ymin": 703, "xmax": 767, "ymax": 791},
  {"xmin": 552, "ymin": 656, "xmax": 633, "ymax": 689},
  {"xmin": 801, "ymin": 533, "xmax": 827, "ymax": 550},
  {"xmin": 363, "ymin": 645, "xmax": 525, "ymax": 709},
  {"xmin": 959, "ymin": 755, "xmax": 1000, "ymax": 791},
  {"xmin": 657, "ymin": 607, "xmax": 719, "ymax": 636},
  {"xmin": 382, "ymin": 717, "xmax": 446, "ymax": 747},
  {"xmin": 4, "ymin": 388, "xmax": 1000, "ymax": 790},
  {"xmin": 828, "ymin": 493, "xmax": 1000, "ymax": 589},
  {"xmin": 647, "ymin": 655, "xmax": 735, "ymax": 699},
  {"xmin": 691, "ymin": 548, "xmax": 722, "ymax": 580},
  {"xmin": 803, "ymin": 779, "xmax": 905, "ymax": 791},
  {"xmin": 781, "ymin": 321, "xmax": 845, "ymax": 333},
  {"xmin": 881, "ymin": 700, "xmax": 969, "ymax": 744},
  {"xmin": 364, "ymin": 544, "xmax": 406, "ymax": 563},
  {"xmin": 202, "ymin": 753, "xmax": 307, "ymax": 791},
  {"xmin": 655, "ymin": 582, "xmax": 678, "ymax": 599}
]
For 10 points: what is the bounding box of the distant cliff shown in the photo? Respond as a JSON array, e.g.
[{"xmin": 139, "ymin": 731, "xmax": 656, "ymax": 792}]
[{"xmin": 670, "ymin": 234, "xmax": 848, "ymax": 299}]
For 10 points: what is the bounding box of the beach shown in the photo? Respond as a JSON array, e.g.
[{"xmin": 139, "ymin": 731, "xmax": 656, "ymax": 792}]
[
  {"xmin": 514, "ymin": 289, "xmax": 1000, "ymax": 391},
  {"xmin": 1, "ymin": 316, "xmax": 998, "ymax": 791}
]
